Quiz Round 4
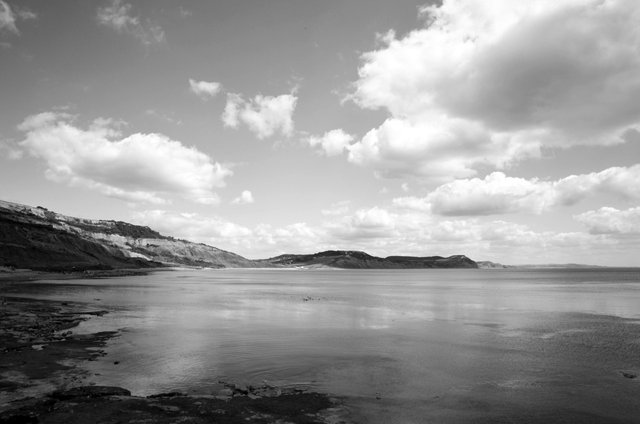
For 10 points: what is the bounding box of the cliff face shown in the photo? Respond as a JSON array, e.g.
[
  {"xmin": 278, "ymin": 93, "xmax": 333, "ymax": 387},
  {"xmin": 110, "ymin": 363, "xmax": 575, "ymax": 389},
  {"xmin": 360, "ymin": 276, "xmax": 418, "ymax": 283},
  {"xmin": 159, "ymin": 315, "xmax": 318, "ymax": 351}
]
[
  {"xmin": 0, "ymin": 200, "xmax": 258, "ymax": 271},
  {"xmin": 261, "ymin": 250, "xmax": 478, "ymax": 269},
  {"xmin": 0, "ymin": 200, "xmax": 480, "ymax": 272}
]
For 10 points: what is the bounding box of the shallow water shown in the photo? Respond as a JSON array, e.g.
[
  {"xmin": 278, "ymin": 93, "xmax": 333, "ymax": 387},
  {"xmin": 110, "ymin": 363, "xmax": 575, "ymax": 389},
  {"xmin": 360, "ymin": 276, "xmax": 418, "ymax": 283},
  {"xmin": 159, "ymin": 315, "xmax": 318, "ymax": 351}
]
[{"xmin": 5, "ymin": 268, "xmax": 640, "ymax": 423}]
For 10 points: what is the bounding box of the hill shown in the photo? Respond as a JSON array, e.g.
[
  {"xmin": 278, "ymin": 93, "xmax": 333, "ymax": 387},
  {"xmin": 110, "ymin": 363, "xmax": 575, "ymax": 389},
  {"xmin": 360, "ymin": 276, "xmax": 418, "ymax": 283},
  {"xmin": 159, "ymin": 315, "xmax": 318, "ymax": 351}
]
[
  {"xmin": 0, "ymin": 200, "xmax": 479, "ymax": 272},
  {"xmin": 0, "ymin": 200, "xmax": 258, "ymax": 271},
  {"xmin": 259, "ymin": 250, "xmax": 478, "ymax": 269}
]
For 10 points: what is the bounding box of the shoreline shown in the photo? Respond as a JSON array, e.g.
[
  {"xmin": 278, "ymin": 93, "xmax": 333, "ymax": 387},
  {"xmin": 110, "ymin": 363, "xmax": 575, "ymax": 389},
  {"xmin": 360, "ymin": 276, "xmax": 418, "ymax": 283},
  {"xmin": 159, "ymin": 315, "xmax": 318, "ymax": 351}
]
[
  {"xmin": 0, "ymin": 289, "xmax": 350, "ymax": 423},
  {"xmin": 0, "ymin": 267, "xmax": 155, "ymax": 283}
]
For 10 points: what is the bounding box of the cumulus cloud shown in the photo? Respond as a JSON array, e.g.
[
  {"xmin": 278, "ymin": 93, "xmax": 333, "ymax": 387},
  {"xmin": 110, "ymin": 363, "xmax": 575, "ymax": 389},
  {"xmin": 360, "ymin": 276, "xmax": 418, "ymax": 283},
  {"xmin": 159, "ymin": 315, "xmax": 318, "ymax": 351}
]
[
  {"xmin": 232, "ymin": 190, "xmax": 254, "ymax": 205},
  {"xmin": 349, "ymin": 0, "xmax": 640, "ymax": 180},
  {"xmin": 253, "ymin": 222, "xmax": 326, "ymax": 257},
  {"xmin": 0, "ymin": 138, "xmax": 23, "ymax": 160},
  {"xmin": 132, "ymin": 203, "xmax": 636, "ymax": 264},
  {"xmin": 97, "ymin": 0, "xmax": 165, "ymax": 45},
  {"xmin": 0, "ymin": 1, "xmax": 36, "ymax": 35},
  {"xmin": 188, "ymin": 79, "xmax": 222, "ymax": 100},
  {"xmin": 18, "ymin": 112, "xmax": 231, "ymax": 205},
  {"xmin": 318, "ymin": 205, "xmax": 632, "ymax": 264},
  {"xmin": 393, "ymin": 164, "xmax": 640, "ymax": 216},
  {"xmin": 222, "ymin": 92, "xmax": 297, "ymax": 139},
  {"xmin": 326, "ymin": 207, "xmax": 399, "ymax": 241},
  {"xmin": 575, "ymin": 207, "xmax": 640, "ymax": 235},
  {"xmin": 348, "ymin": 117, "xmax": 540, "ymax": 181},
  {"xmin": 132, "ymin": 210, "xmax": 252, "ymax": 242},
  {"xmin": 132, "ymin": 210, "xmax": 326, "ymax": 259},
  {"xmin": 306, "ymin": 129, "xmax": 354, "ymax": 156}
]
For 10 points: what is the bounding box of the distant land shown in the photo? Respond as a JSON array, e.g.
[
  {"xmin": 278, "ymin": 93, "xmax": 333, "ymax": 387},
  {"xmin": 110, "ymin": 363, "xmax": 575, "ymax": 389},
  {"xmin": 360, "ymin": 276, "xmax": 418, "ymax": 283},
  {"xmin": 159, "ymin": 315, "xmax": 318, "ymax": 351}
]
[
  {"xmin": 0, "ymin": 200, "xmax": 479, "ymax": 272},
  {"xmin": 476, "ymin": 261, "xmax": 509, "ymax": 269},
  {"xmin": 512, "ymin": 263, "xmax": 608, "ymax": 269},
  {"xmin": 259, "ymin": 251, "xmax": 477, "ymax": 269}
]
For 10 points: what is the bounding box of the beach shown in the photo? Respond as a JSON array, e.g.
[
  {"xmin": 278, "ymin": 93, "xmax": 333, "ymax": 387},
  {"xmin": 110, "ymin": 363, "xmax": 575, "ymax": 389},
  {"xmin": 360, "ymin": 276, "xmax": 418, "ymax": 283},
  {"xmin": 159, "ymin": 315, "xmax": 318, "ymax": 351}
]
[{"xmin": 0, "ymin": 277, "xmax": 349, "ymax": 424}]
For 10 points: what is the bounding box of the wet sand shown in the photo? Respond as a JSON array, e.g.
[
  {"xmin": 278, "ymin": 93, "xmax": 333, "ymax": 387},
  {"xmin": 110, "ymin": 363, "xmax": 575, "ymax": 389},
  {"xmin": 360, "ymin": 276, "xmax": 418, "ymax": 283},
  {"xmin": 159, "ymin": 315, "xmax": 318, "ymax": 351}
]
[
  {"xmin": 0, "ymin": 293, "xmax": 349, "ymax": 424},
  {"xmin": 0, "ymin": 267, "xmax": 154, "ymax": 283}
]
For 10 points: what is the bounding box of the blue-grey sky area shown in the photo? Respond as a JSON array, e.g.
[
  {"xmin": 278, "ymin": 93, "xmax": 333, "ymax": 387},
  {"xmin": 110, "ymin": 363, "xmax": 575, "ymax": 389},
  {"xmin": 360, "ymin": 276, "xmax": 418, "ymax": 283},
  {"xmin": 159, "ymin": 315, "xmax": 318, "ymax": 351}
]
[{"xmin": 1, "ymin": 0, "xmax": 640, "ymax": 265}]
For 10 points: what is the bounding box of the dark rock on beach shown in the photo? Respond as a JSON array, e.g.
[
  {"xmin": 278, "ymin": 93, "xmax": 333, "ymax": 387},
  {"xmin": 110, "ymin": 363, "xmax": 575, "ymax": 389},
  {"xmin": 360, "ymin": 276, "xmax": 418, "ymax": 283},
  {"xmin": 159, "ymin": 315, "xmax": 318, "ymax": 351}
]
[
  {"xmin": 51, "ymin": 385, "xmax": 132, "ymax": 400},
  {"xmin": 0, "ymin": 297, "xmax": 118, "ymax": 405},
  {"xmin": 1, "ymin": 385, "xmax": 344, "ymax": 424}
]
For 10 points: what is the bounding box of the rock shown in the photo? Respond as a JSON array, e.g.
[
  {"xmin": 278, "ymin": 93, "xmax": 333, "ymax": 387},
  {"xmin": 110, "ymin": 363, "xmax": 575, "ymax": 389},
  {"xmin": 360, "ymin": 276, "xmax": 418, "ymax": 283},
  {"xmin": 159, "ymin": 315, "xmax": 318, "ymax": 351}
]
[
  {"xmin": 217, "ymin": 388, "xmax": 233, "ymax": 397},
  {"xmin": 0, "ymin": 413, "xmax": 39, "ymax": 423},
  {"xmin": 147, "ymin": 391, "xmax": 185, "ymax": 398},
  {"xmin": 233, "ymin": 385, "xmax": 249, "ymax": 396},
  {"xmin": 51, "ymin": 386, "xmax": 131, "ymax": 400},
  {"xmin": 154, "ymin": 404, "xmax": 181, "ymax": 413}
]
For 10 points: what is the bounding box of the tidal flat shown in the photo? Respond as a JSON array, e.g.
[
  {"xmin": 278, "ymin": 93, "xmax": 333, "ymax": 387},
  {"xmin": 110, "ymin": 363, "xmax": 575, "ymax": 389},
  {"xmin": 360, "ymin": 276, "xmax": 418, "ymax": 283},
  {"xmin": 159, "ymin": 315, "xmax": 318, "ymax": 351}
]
[{"xmin": 2, "ymin": 268, "xmax": 640, "ymax": 423}]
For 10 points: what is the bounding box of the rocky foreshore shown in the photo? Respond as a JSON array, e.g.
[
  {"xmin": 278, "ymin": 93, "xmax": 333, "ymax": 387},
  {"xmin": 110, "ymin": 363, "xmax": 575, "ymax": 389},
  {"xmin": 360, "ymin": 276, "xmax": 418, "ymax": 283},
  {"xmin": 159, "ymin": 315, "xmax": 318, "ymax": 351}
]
[
  {"xmin": 0, "ymin": 296, "xmax": 349, "ymax": 424},
  {"xmin": 1, "ymin": 384, "xmax": 345, "ymax": 424}
]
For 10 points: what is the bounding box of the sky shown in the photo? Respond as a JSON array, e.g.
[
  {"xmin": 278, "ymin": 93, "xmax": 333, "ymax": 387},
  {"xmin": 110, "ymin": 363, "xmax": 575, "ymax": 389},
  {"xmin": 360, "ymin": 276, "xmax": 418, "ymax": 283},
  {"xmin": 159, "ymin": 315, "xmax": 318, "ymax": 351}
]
[{"xmin": 1, "ymin": 0, "xmax": 640, "ymax": 265}]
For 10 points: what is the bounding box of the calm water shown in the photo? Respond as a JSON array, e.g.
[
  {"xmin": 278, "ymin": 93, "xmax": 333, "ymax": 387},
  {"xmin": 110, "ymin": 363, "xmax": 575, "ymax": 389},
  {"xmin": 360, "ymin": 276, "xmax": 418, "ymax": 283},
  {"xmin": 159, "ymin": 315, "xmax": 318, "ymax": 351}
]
[{"xmin": 4, "ymin": 268, "xmax": 640, "ymax": 423}]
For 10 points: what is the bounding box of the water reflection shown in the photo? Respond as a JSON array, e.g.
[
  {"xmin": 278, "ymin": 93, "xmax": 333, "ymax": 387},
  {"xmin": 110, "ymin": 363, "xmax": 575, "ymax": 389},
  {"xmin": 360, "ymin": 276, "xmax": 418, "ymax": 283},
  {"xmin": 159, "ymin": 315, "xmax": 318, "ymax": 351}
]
[{"xmin": 4, "ymin": 268, "xmax": 640, "ymax": 423}]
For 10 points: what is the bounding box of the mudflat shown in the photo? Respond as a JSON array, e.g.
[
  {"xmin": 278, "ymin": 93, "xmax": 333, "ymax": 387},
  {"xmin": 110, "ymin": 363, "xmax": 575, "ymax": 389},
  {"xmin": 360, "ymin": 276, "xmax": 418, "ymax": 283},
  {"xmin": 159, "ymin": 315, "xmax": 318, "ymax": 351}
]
[{"xmin": 0, "ymin": 294, "xmax": 348, "ymax": 424}]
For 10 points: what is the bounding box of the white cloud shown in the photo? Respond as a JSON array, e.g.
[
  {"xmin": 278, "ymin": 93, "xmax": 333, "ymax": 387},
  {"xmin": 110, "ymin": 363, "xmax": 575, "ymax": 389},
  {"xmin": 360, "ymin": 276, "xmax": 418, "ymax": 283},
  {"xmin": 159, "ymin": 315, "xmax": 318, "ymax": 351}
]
[
  {"xmin": 554, "ymin": 165, "xmax": 640, "ymax": 204},
  {"xmin": 18, "ymin": 112, "xmax": 231, "ymax": 205},
  {"xmin": 0, "ymin": 141, "xmax": 22, "ymax": 159},
  {"xmin": 132, "ymin": 210, "xmax": 252, "ymax": 242},
  {"xmin": 391, "ymin": 196, "xmax": 430, "ymax": 212},
  {"xmin": 131, "ymin": 210, "xmax": 326, "ymax": 259},
  {"xmin": 575, "ymin": 207, "xmax": 640, "ymax": 235},
  {"xmin": 393, "ymin": 164, "xmax": 640, "ymax": 216},
  {"xmin": 318, "ymin": 206, "xmax": 631, "ymax": 265},
  {"xmin": 347, "ymin": 117, "xmax": 539, "ymax": 181},
  {"xmin": 306, "ymin": 129, "xmax": 354, "ymax": 156},
  {"xmin": 133, "ymin": 203, "xmax": 637, "ymax": 265},
  {"xmin": 398, "ymin": 172, "xmax": 555, "ymax": 216},
  {"xmin": 222, "ymin": 92, "xmax": 297, "ymax": 139},
  {"xmin": 0, "ymin": 1, "xmax": 36, "ymax": 35},
  {"xmin": 232, "ymin": 190, "xmax": 254, "ymax": 205},
  {"xmin": 0, "ymin": 1, "xmax": 18, "ymax": 34},
  {"xmin": 188, "ymin": 79, "xmax": 222, "ymax": 100},
  {"xmin": 321, "ymin": 200, "xmax": 351, "ymax": 216},
  {"xmin": 253, "ymin": 222, "xmax": 325, "ymax": 256},
  {"xmin": 97, "ymin": 0, "xmax": 165, "ymax": 45},
  {"xmin": 349, "ymin": 0, "xmax": 640, "ymax": 180},
  {"xmin": 326, "ymin": 207, "xmax": 399, "ymax": 241},
  {"xmin": 221, "ymin": 93, "xmax": 242, "ymax": 128}
]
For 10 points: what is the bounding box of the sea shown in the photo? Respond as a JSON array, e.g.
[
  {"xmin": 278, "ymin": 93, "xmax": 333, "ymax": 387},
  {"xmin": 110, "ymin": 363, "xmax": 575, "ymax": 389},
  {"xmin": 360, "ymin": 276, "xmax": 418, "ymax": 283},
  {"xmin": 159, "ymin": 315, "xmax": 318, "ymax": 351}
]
[{"xmin": 5, "ymin": 268, "xmax": 640, "ymax": 423}]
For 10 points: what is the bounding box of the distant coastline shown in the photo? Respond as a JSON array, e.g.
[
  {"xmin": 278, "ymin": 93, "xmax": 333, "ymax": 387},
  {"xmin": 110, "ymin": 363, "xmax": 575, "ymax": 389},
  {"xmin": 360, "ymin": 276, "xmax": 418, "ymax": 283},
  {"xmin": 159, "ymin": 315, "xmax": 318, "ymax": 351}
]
[{"xmin": 0, "ymin": 199, "xmax": 479, "ymax": 272}]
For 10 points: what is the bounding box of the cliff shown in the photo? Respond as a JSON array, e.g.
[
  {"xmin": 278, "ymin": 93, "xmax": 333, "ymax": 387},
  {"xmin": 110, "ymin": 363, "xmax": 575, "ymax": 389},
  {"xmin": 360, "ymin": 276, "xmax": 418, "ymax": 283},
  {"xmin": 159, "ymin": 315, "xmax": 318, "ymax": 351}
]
[
  {"xmin": 0, "ymin": 200, "xmax": 258, "ymax": 271},
  {"xmin": 0, "ymin": 200, "xmax": 480, "ymax": 272}
]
